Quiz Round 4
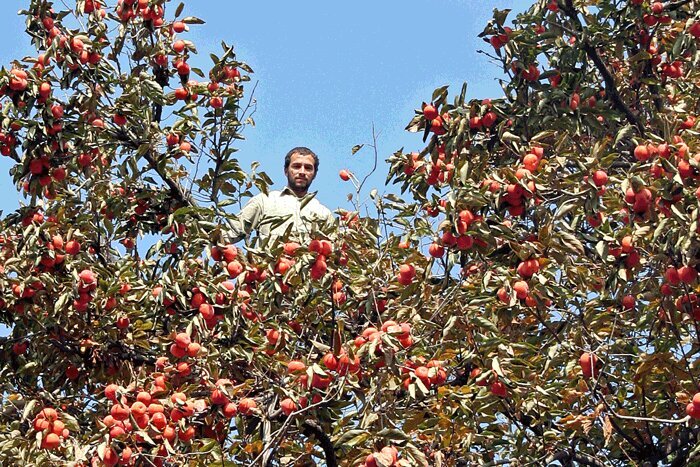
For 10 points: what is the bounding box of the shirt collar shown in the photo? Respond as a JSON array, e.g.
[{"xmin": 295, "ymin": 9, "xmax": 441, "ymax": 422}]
[{"xmin": 281, "ymin": 186, "xmax": 318, "ymax": 199}]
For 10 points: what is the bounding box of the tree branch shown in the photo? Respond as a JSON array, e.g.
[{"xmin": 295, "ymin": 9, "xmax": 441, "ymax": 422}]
[
  {"xmin": 561, "ymin": 0, "xmax": 645, "ymax": 137},
  {"xmin": 665, "ymin": 0, "xmax": 693, "ymax": 12},
  {"xmin": 301, "ymin": 419, "xmax": 338, "ymax": 467},
  {"xmin": 545, "ymin": 448, "xmax": 607, "ymax": 467}
]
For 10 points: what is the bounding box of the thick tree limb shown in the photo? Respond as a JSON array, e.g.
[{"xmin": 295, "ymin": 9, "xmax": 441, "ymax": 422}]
[
  {"xmin": 665, "ymin": 0, "xmax": 694, "ymax": 12},
  {"xmin": 545, "ymin": 448, "xmax": 607, "ymax": 467},
  {"xmin": 561, "ymin": 0, "xmax": 646, "ymax": 137},
  {"xmin": 141, "ymin": 149, "xmax": 195, "ymax": 208},
  {"xmin": 301, "ymin": 419, "xmax": 338, "ymax": 467}
]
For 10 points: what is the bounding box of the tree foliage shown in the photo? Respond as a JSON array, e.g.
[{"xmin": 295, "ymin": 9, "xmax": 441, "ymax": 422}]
[{"xmin": 1, "ymin": 0, "xmax": 700, "ymax": 465}]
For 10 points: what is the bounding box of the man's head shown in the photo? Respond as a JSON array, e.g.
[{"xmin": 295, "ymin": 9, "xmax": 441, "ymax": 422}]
[{"xmin": 284, "ymin": 147, "xmax": 319, "ymax": 196}]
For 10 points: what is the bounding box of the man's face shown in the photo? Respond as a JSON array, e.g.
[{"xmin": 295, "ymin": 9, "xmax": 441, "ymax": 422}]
[{"xmin": 285, "ymin": 153, "xmax": 316, "ymax": 193}]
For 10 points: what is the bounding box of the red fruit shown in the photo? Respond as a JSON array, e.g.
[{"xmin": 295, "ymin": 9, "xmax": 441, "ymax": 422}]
[
  {"xmin": 175, "ymin": 332, "xmax": 191, "ymax": 349},
  {"xmin": 222, "ymin": 401, "xmax": 238, "ymax": 418},
  {"xmin": 428, "ymin": 242, "xmax": 444, "ymax": 258},
  {"xmin": 166, "ymin": 133, "xmax": 180, "ymax": 146},
  {"xmin": 199, "ymin": 303, "xmax": 214, "ymax": 319},
  {"xmin": 592, "ymin": 170, "xmax": 608, "ymax": 187},
  {"xmin": 12, "ymin": 341, "xmax": 28, "ymax": 355},
  {"xmin": 287, "ymin": 360, "xmax": 306, "ymax": 373},
  {"xmin": 497, "ymin": 287, "xmax": 510, "ymax": 304},
  {"xmin": 689, "ymin": 22, "xmax": 700, "ymax": 38},
  {"xmin": 39, "ymin": 82, "xmax": 51, "ymax": 97},
  {"xmin": 105, "ymin": 384, "xmax": 119, "ymax": 401},
  {"xmin": 65, "ymin": 240, "xmax": 80, "ymax": 255},
  {"xmin": 136, "ymin": 391, "xmax": 151, "ymax": 405},
  {"xmin": 280, "ymin": 398, "xmax": 297, "ymax": 416},
  {"xmin": 41, "ymin": 432, "xmax": 61, "ymax": 450},
  {"xmin": 130, "ymin": 401, "xmax": 147, "ymax": 417},
  {"xmin": 119, "ymin": 446, "xmax": 133, "ymax": 465},
  {"xmin": 186, "ymin": 342, "xmax": 201, "ymax": 357},
  {"xmin": 678, "ymin": 266, "xmax": 698, "ymax": 284},
  {"xmin": 687, "ymin": 402, "xmax": 700, "ymax": 419},
  {"xmin": 111, "ymin": 404, "xmax": 130, "ymax": 421},
  {"xmin": 52, "ymin": 166, "xmax": 66, "ymax": 181},
  {"xmin": 621, "ymin": 294, "xmax": 636, "ymax": 310},
  {"xmin": 209, "ymin": 96, "xmax": 223, "ymax": 108},
  {"xmin": 238, "ymin": 398, "xmax": 257, "ymax": 416},
  {"xmin": 579, "ymin": 352, "xmax": 600, "ymax": 378},
  {"xmin": 163, "ymin": 425, "xmax": 176, "ymax": 442},
  {"xmin": 39, "ymin": 407, "xmax": 58, "ymax": 422},
  {"xmin": 266, "ymin": 328, "xmax": 280, "ymax": 346},
  {"xmin": 399, "ymin": 263, "xmax": 415, "ymax": 277},
  {"xmin": 430, "ymin": 116, "xmax": 446, "ymax": 135},
  {"xmin": 150, "ymin": 412, "xmax": 167, "ymax": 430},
  {"xmin": 115, "ymin": 315, "xmax": 130, "ymax": 329},
  {"xmin": 660, "ymin": 284, "xmax": 673, "ymax": 296},
  {"xmin": 103, "ymin": 447, "xmax": 118, "ymax": 466},
  {"xmin": 380, "ymin": 446, "xmax": 399, "ymax": 464},
  {"xmin": 310, "ymin": 257, "xmax": 327, "ymax": 280},
  {"xmin": 490, "ymin": 380, "xmax": 507, "ymax": 397},
  {"xmin": 620, "ymin": 236, "xmax": 634, "ymax": 254},
  {"xmin": 415, "ymin": 366, "xmax": 431, "ymax": 386},
  {"xmin": 339, "ymin": 169, "xmax": 351, "ymax": 181},
  {"xmin": 323, "ymin": 353, "xmax": 339, "ymax": 371},
  {"xmin": 176, "ymin": 361, "xmax": 191, "ymax": 376},
  {"xmin": 173, "ymin": 40, "xmax": 186, "ymax": 53},
  {"xmin": 523, "ymin": 153, "xmax": 539, "ymax": 171},
  {"xmin": 633, "ymin": 144, "xmax": 650, "ymax": 161},
  {"xmin": 513, "ymin": 281, "xmax": 529, "ymax": 299},
  {"xmin": 66, "ymin": 364, "xmax": 79, "ymax": 380},
  {"xmin": 173, "ymin": 21, "xmax": 186, "ymax": 32},
  {"xmin": 423, "ymin": 104, "xmax": 438, "ymax": 121},
  {"xmin": 283, "ymin": 242, "xmax": 300, "ymax": 255},
  {"xmin": 227, "ymin": 260, "xmax": 243, "ymax": 277},
  {"xmin": 482, "ymin": 111, "xmax": 497, "ymax": 127}
]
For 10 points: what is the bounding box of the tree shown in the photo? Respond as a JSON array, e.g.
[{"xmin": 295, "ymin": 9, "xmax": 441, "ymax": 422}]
[{"xmin": 1, "ymin": 0, "xmax": 700, "ymax": 465}]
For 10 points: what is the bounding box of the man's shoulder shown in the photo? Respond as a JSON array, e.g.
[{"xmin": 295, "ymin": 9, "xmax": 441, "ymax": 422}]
[
  {"xmin": 307, "ymin": 196, "xmax": 333, "ymax": 219},
  {"xmin": 249, "ymin": 190, "xmax": 283, "ymax": 203}
]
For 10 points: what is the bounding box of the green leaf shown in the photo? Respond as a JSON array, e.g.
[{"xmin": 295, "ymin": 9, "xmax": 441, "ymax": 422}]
[
  {"xmin": 182, "ymin": 16, "xmax": 205, "ymax": 24},
  {"xmin": 21, "ymin": 399, "xmax": 37, "ymax": 422},
  {"xmin": 333, "ymin": 429, "xmax": 370, "ymax": 448},
  {"xmin": 174, "ymin": 2, "xmax": 184, "ymax": 17},
  {"xmin": 614, "ymin": 124, "xmax": 634, "ymax": 146}
]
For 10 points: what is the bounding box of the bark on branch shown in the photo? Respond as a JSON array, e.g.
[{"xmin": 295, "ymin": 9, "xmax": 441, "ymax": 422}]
[{"xmin": 302, "ymin": 419, "xmax": 338, "ymax": 467}]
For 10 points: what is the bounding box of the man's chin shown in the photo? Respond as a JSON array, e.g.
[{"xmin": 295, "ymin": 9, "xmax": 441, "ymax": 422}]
[{"xmin": 288, "ymin": 180, "xmax": 311, "ymax": 192}]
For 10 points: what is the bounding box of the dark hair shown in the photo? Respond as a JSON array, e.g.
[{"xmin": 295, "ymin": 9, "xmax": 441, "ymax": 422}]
[{"xmin": 284, "ymin": 147, "xmax": 319, "ymax": 172}]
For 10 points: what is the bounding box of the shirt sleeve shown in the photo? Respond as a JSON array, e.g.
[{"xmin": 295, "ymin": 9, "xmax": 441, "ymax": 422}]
[{"xmin": 229, "ymin": 194, "xmax": 265, "ymax": 243}]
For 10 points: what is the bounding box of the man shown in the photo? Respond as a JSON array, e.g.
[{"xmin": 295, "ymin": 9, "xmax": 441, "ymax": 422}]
[{"xmin": 229, "ymin": 147, "xmax": 334, "ymax": 245}]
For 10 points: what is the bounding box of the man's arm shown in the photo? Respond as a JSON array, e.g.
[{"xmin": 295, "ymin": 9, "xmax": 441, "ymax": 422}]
[{"xmin": 229, "ymin": 194, "xmax": 265, "ymax": 243}]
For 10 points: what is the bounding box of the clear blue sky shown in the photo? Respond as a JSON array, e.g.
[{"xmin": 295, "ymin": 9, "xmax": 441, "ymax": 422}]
[{"xmin": 0, "ymin": 0, "xmax": 531, "ymax": 216}]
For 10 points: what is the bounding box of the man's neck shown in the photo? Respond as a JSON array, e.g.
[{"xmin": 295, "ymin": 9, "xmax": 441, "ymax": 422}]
[{"xmin": 286, "ymin": 185, "xmax": 308, "ymax": 198}]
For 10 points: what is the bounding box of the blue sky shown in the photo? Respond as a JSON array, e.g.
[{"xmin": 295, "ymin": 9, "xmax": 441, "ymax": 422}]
[{"xmin": 0, "ymin": 0, "xmax": 531, "ymax": 215}]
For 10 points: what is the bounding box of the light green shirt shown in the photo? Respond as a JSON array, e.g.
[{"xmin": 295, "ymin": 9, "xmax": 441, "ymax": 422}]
[{"xmin": 230, "ymin": 187, "xmax": 335, "ymax": 245}]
